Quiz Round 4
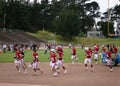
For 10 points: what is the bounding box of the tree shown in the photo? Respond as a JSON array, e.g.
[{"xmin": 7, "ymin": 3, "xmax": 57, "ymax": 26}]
[
  {"xmin": 0, "ymin": 0, "xmax": 3, "ymax": 15},
  {"xmin": 0, "ymin": 0, "xmax": 6, "ymax": 28},
  {"xmin": 48, "ymin": 1, "xmax": 64, "ymax": 32},
  {"xmin": 5, "ymin": 1, "xmax": 31, "ymax": 31},
  {"xmin": 100, "ymin": 21, "xmax": 114, "ymax": 37},
  {"xmin": 30, "ymin": 2, "xmax": 42, "ymax": 32},
  {"xmin": 53, "ymin": 9, "xmax": 80, "ymax": 40},
  {"xmin": 112, "ymin": 5, "xmax": 120, "ymax": 20},
  {"xmin": 0, "ymin": 0, "xmax": 112, "ymax": 39},
  {"xmin": 100, "ymin": 4, "xmax": 120, "ymax": 37},
  {"xmin": 85, "ymin": 1, "xmax": 100, "ymax": 30},
  {"xmin": 76, "ymin": 0, "xmax": 100, "ymax": 34}
]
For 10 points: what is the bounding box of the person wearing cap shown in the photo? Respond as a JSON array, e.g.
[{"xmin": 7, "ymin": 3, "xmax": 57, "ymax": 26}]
[
  {"xmin": 56, "ymin": 46, "xmax": 67, "ymax": 74},
  {"xmin": 84, "ymin": 47, "xmax": 94, "ymax": 72},
  {"xmin": 49, "ymin": 49, "xmax": 58, "ymax": 77},
  {"xmin": 15, "ymin": 48, "xmax": 28, "ymax": 74},
  {"xmin": 93, "ymin": 44, "xmax": 99, "ymax": 64},
  {"xmin": 32, "ymin": 50, "xmax": 43, "ymax": 75}
]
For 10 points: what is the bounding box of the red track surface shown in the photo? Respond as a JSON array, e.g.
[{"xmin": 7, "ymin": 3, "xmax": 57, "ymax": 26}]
[{"xmin": 0, "ymin": 63, "xmax": 120, "ymax": 86}]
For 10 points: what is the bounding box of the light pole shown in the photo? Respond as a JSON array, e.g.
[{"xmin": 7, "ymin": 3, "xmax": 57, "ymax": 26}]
[
  {"xmin": 107, "ymin": 0, "xmax": 110, "ymax": 36},
  {"xmin": 3, "ymin": 14, "xmax": 6, "ymax": 30},
  {"xmin": 42, "ymin": 19, "xmax": 45, "ymax": 32}
]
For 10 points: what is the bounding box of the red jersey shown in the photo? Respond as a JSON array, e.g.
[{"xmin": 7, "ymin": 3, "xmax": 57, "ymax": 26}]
[
  {"xmin": 72, "ymin": 47, "xmax": 76, "ymax": 55},
  {"xmin": 58, "ymin": 51, "xmax": 63, "ymax": 60},
  {"xmin": 113, "ymin": 47, "xmax": 118, "ymax": 53},
  {"xmin": 89, "ymin": 48, "xmax": 93, "ymax": 54},
  {"xmin": 16, "ymin": 51, "xmax": 22, "ymax": 60},
  {"xmin": 57, "ymin": 47, "xmax": 63, "ymax": 53},
  {"xmin": 106, "ymin": 50, "xmax": 112, "ymax": 59},
  {"xmin": 50, "ymin": 52, "xmax": 56, "ymax": 63},
  {"xmin": 94, "ymin": 47, "xmax": 99, "ymax": 54},
  {"xmin": 85, "ymin": 50, "xmax": 92, "ymax": 58},
  {"xmin": 33, "ymin": 52, "xmax": 39, "ymax": 62},
  {"xmin": 59, "ymin": 48, "xmax": 63, "ymax": 52}
]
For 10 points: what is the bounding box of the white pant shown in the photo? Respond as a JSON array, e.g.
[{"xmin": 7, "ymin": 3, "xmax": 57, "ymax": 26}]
[
  {"xmin": 15, "ymin": 59, "xmax": 24, "ymax": 67},
  {"xmin": 71, "ymin": 55, "xmax": 78, "ymax": 60},
  {"xmin": 106, "ymin": 59, "xmax": 112, "ymax": 65},
  {"xmin": 14, "ymin": 59, "xmax": 18, "ymax": 65},
  {"xmin": 50, "ymin": 61, "xmax": 58, "ymax": 69},
  {"xmin": 84, "ymin": 58, "xmax": 92, "ymax": 64},
  {"xmin": 94, "ymin": 54, "xmax": 98, "ymax": 60},
  {"xmin": 32, "ymin": 62, "xmax": 39, "ymax": 69},
  {"xmin": 57, "ymin": 60, "xmax": 64, "ymax": 68}
]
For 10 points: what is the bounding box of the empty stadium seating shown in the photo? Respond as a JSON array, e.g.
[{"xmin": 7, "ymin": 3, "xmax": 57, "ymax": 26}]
[{"xmin": 0, "ymin": 31, "xmax": 45, "ymax": 44}]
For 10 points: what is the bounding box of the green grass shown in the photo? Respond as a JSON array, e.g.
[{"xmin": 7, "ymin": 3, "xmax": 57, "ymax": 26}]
[
  {"xmin": 0, "ymin": 52, "xmax": 15, "ymax": 63},
  {"xmin": 27, "ymin": 30, "xmax": 120, "ymax": 46},
  {"xmin": 27, "ymin": 30, "xmax": 58, "ymax": 42},
  {"xmin": 79, "ymin": 37, "xmax": 120, "ymax": 46},
  {"xmin": 0, "ymin": 47, "xmax": 119, "ymax": 63},
  {"xmin": 0, "ymin": 48, "xmax": 85, "ymax": 63},
  {"xmin": 1, "ymin": 30, "xmax": 120, "ymax": 63}
]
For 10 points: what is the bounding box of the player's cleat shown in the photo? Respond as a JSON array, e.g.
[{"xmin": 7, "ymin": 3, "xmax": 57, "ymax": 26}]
[
  {"xmin": 53, "ymin": 72, "xmax": 58, "ymax": 77},
  {"xmin": 24, "ymin": 69, "xmax": 28, "ymax": 75},
  {"xmin": 24, "ymin": 71, "xmax": 28, "ymax": 75},
  {"xmin": 57, "ymin": 69, "xmax": 60, "ymax": 74},
  {"xmin": 64, "ymin": 70, "xmax": 67, "ymax": 74},
  {"xmin": 110, "ymin": 69, "xmax": 113, "ymax": 72},
  {"xmin": 18, "ymin": 69, "xmax": 21, "ymax": 72}
]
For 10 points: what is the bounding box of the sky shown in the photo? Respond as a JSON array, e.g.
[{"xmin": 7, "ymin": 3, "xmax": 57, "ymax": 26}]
[
  {"xmin": 30, "ymin": 0, "xmax": 120, "ymax": 13},
  {"xmin": 91, "ymin": 0, "xmax": 120, "ymax": 13}
]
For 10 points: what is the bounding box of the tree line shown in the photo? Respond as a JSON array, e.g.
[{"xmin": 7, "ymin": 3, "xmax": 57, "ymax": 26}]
[{"xmin": 0, "ymin": 0, "xmax": 120, "ymax": 39}]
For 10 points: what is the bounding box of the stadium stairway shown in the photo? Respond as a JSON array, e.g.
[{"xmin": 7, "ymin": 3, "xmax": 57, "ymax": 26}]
[{"xmin": 0, "ymin": 31, "xmax": 45, "ymax": 44}]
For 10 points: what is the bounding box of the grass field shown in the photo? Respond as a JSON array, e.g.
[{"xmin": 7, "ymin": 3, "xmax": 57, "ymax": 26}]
[
  {"xmin": 27, "ymin": 30, "xmax": 120, "ymax": 46},
  {"xmin": 0, "ymin": 45, "xmax": 120, "ymax": 63},
  {"xmin": 1, "ymin": 30, "xmax": 120, "ymax": 63},
  {"xmin": 0, "ymin": 48, "xmax": 86, "ymax": 63}
]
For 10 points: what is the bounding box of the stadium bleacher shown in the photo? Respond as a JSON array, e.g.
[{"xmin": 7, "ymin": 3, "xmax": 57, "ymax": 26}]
[{"xmin": 0, "ymin": 31, "xmax": 45, "ymax": 44}]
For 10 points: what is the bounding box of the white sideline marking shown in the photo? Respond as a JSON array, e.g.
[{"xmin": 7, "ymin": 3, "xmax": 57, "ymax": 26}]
[{"xmin": 0, "ymin": 83, "xmax": 50, "ymax": 86}]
